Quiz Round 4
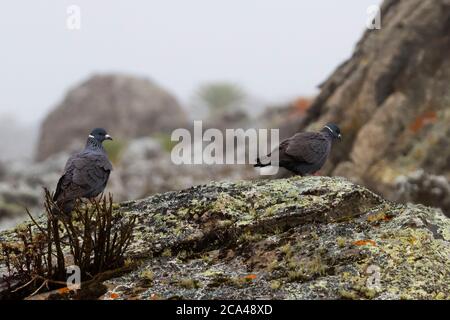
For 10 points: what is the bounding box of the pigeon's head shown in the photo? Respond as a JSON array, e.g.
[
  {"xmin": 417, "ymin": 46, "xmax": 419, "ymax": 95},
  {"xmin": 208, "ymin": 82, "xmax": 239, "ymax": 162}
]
[
  {"xmin": 89, "ymin": 128, "xmax": 113, "ymax": 143},
  {"xmin": 323, "ymin": 123, "xmax": 342, "ymax": 140}
]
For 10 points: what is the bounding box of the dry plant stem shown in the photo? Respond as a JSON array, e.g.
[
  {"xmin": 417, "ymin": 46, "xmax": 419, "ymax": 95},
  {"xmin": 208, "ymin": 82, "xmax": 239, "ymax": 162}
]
[
  {"xmin": 1, "ymin": 189, "xmax": 136, "ymax": 299},
  {"xmin": 25, "ymin": 207, "xmax": 47, "ymax": 237},
  {"xmin": 28, "ymin": 279, "xmax": 48, "ymax": 297},
  {"xmin": 11, "ymin": 277, "xmax": 37, "ymax": 293}
]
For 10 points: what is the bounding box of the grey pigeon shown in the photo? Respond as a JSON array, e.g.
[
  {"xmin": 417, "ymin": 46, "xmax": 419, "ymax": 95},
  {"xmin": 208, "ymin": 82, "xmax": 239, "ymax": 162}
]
[
  {"xmin": 53, "ymin": 128, "xmax": 113, "ymax": 215},
  {"xmin": 255, "ymin": 123, "xmax": 341, "ymax": 175}
]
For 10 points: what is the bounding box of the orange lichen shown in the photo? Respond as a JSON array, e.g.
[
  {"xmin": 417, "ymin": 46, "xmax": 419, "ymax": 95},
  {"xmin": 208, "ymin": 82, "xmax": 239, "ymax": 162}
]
[
  {"xmin": 291, "ymin": 97, "xmax": 312, "ymax": 115},
  {"xmin": 57, "ymin": 287, "xmax": 71, "ymax": 294},
  {"xmin": 353, "ymin": 240, "xmax": 377, "ymax": 247},
  {"xmin": 110, "ymin": 292, "xmax": 120, "ymax": 299},
  {"xmin": 409, "ymin": 111, "xmax": 437, "ymax": 133},
  {"xmin": 244, "ymin": 274, "xmax": 257, "ymax": 280}
]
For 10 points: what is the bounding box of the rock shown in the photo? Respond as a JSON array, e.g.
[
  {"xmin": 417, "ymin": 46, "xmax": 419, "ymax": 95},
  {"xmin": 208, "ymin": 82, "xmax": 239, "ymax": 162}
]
[
  {"xmin": 0, "ymin": 153, "xmax": 68, "ymax": 229},
  {"xmin": 298, "ymin": 0, "xmax": 450, "ymax": 212},
  {"xmin": 36, "ymin": 74, "xmax": 188, "ymax": 161},
  {"xmin": 394, "ymin": 170, "xmax": 450, "ymax": 217},
  {"xmin": 258, "ymin": 97, "xmax": 313, "ymax": 142},
  {"xmin": 3, "ymin": 176, "xmax": 449, "ymax": 299}
]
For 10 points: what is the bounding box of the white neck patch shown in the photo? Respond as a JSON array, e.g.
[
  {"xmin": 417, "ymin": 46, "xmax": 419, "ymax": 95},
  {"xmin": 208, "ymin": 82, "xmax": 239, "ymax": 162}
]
[{"xmin": 324, "ymin": 126, "xmax": 334, "ymax": 134}]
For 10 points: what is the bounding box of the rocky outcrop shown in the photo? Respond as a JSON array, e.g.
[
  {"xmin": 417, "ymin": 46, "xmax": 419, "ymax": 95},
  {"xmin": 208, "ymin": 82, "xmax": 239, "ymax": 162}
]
[
  {"xmin": 3, "ymin": 176, "xmax": 449, "ymax": 300},
  {"xmin": 299, "ymin": 0, "xmax": 450, "ymax": 213},
  {"xmin": 36, "ymin": 74, "xmax": 188, "ymax": 161}
]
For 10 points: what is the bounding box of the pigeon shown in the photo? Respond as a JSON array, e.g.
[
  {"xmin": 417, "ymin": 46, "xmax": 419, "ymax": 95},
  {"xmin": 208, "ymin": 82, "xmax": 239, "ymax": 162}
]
[
  {"xmin": 255, "ymin": 123, "xmax": 341, "ymax": 175},
  {"xmin": 53, "ymin": 128, "xmax": 113, "ymax": 215}
]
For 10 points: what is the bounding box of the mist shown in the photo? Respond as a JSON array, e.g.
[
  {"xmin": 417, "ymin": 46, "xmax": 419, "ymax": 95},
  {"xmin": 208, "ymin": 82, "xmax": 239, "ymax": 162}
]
[{"xmin": 0, "ymin": 0, "xmax": 380, "ymax": 126}]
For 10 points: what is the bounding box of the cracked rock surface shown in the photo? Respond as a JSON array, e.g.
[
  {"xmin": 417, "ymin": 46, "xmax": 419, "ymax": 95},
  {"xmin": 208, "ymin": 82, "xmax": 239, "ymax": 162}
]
[{"xmin": 1, "ymin": 176, "xmax": 449, "ymax": 299}]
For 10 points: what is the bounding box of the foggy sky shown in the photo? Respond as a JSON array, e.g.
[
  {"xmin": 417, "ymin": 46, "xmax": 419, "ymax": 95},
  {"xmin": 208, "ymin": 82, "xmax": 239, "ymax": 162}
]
[{"xmin": 0, "ymin": 0, "xmax": 381, "ymax": 124}]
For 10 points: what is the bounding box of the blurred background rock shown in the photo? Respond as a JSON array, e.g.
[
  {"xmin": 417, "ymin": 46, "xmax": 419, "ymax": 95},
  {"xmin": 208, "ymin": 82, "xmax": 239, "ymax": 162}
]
[
  {"xmin": 36, "ymin": 74, "xmax": 188, "ymax": 161},
  {"xmin": 0, "ymin": 0, "xmax": 449, "ymax": 229}
]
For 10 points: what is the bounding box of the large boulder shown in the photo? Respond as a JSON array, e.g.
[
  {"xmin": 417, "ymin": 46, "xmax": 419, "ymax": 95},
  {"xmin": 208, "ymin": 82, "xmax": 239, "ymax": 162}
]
[
  {"xmin": 35, "ymin": 74, "xmax": 188, "ymax": 161},
  {"xmin": 3, "ymin": 176, "xmax": 449, "ymax": 300},
  {"xmin": 107, "ymin": 177, "xmax": 450, "ymax": 300},
  {"xmin": 298, "ymin": 0, "xmax": 450, "ymax": 214}
]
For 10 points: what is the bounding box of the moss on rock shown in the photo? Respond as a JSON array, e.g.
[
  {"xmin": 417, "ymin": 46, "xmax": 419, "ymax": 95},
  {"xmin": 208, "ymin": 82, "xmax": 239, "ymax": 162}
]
[{"xmin": 1, "ymin": 176, "xmax": 449, "ymax": 300}]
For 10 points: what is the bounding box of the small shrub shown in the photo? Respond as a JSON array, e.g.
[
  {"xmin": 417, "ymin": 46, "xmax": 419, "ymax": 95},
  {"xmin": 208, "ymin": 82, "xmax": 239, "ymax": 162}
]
[
  {"xmin": 280, "ymin": 243, "xmax": 293, "ymax": 258},
  {"xmin": 286, "ymin": 256, "xmax": 327, "ymax": 282},
  {"xmin": 266, "ymin": 259, "xmax": 280, "ymax": 272},
  {"xmin": 0, "ymin": 189, "xmax": 136, "ymax": 299},
  {"xmin": 140, "ymin": 269, "xmax": 154, "ymax": 286},
  {"xmin": 178, "ymin": 278, "xmax": 202, "ymax": 289}
]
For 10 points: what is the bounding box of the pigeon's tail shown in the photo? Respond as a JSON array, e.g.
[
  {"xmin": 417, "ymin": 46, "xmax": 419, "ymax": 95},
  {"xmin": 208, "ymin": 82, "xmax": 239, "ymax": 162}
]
[{"xmin": 254, "ymin": 157, "xmax": 271, "ymax": 168}]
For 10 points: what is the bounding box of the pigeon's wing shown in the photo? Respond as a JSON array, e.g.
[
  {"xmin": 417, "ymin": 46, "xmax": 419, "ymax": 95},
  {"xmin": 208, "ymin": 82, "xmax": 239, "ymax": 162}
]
[
  {"xmin": 71, "ymin": 153, "xmax": 112, "ymax": 196},
  {"xmin": 54, "ymin": 152, "xmax": 112, "ymax": 202},
  {"xmin": 284, "ymin": 132, "xmax": 329, "ymax": 164},
  {"xmin": 53, "ymin": 174, "xmax": 66, "ymax": 201},
  {"xmin": 53, "ymin": 153, "xmax": 79, "ymax": 201}
]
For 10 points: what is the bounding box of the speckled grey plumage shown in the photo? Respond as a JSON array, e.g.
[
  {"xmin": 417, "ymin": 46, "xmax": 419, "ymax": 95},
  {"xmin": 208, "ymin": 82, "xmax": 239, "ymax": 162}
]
[
  {"xmin": 255, "ymin": 123, "xmax": 341, "ymax": 175},
  {"xmin": 53, "ymin": 128, "xmax": 113, "ymax": 214}
]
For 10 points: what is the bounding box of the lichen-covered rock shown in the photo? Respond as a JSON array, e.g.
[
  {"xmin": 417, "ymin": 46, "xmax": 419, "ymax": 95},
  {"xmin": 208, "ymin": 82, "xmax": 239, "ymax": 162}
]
[
  {"xmin": 1, "ymin": 176, "xmax": 449, "ymax": 300},
  {"xmin": 298, "ymin": 0, "xmax": 450, "ymax": 213}
]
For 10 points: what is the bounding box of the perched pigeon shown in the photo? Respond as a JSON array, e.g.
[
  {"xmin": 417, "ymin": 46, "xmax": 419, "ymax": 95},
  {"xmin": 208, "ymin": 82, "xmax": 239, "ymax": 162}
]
[
  {"xmin": 53, "ymin": 128, "xmax": 113, "ymax": 215},
  {"xmin": 255, "ymin": 123, "xmax": 341, "ymax": 175}
]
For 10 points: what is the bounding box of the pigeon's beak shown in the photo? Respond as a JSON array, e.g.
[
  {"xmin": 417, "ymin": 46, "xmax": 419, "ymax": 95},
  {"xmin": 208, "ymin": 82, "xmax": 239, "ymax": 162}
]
[
  {"xmin": 338, "ymin": 134, "xmax": 342, "ymax": 140},
  {"xmin": 105, "ymin": 134, "xmax": 113, "ymax": 141}
]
